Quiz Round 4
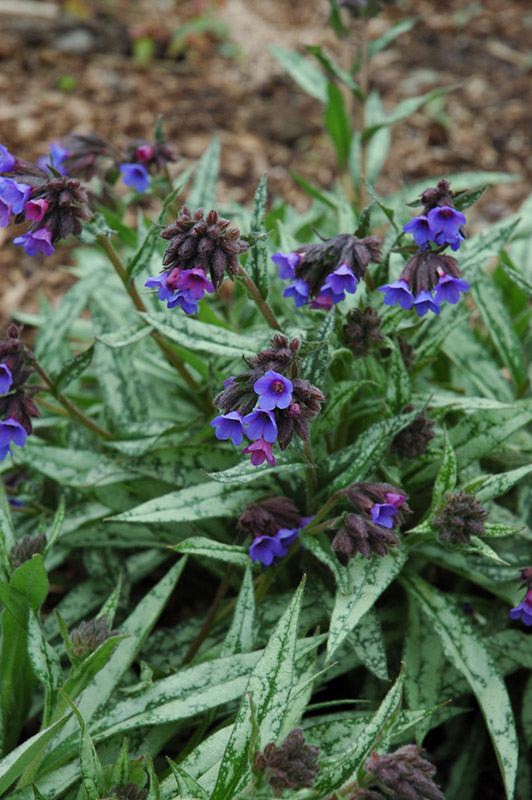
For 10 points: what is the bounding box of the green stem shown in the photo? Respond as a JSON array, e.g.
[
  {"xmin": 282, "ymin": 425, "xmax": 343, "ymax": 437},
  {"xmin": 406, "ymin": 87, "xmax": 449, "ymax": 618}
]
[
  {"xmin": 303, "ymin": 438, "xmax": 318, "ymax": 502},
  {"xmin": 182, "ymin": 568, "xmax": 234, "ymax": 664},
  {"xmin": 31, "ymin": 359, "xmax": 113, "ymax": 440},
  {"xmin": 97, "ymin": 235, "xmax": 200, "ymax": 392},
  {"xmin": 238, "ymin": 266, "xmax": 282, "ymax": 330}
]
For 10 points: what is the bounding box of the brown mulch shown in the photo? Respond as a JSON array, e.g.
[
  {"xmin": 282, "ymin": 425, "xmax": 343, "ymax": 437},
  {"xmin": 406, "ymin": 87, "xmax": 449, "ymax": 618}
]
[{"xmin": 0, "ymin": 0, "xmax": 530, "ymax": 323}]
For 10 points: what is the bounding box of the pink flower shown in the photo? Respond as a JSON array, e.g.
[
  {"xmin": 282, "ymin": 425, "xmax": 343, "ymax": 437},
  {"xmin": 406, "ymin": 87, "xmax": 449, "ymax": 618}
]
[{"xmin": 242, "ymin": 438, "xmax": 276, "ymax": 467}]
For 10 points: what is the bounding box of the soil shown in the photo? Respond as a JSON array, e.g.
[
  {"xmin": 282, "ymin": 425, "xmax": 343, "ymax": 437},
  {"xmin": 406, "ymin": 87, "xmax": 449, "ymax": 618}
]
[{"xmin": 0, "ymin": 0, "xmax": 530, "ymax": 323}]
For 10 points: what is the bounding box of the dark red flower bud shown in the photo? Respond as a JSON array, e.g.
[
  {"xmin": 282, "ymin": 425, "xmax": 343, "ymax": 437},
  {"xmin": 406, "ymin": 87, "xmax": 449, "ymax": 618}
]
[
  {"xmin": 365, "ymin": 745, "xmax": 444, "ymax": 800},
  {"xmin": 254, "ymin": 729, "xmax": 319, "ymax": 796},
  {"xmin": 343, "ymin": 306, "xmax": 384, "ymax": 358},
  {"xmin": 433, "ymin": 491, "xmax": 488, "ymax": 545},
  {"xmin": 391, "ymin": 406, "xmax": 435, "ymax": 459},
  {"xmin": 238, "ymin": 496, "xmax": 301, "ymax": 537}
]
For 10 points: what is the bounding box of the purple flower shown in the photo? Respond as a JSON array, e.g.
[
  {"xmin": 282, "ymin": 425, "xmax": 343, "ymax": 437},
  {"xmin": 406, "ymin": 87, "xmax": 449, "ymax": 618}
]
[
  {"xmin": 284, "ymin": 279, "xmax": 310, "ymax": 308},
  {"xmin": 176, "ymin": 267, "xmax": 214, "ymax": 300},
  {"xmin": 434, "ymin": 274, "xmax": 470, "ymax": 305},
  {"xmin": 509, "ymin": 589, "xmax": 532, "ymax": 626},
  {"xmin": 379, "ymin": 280, "xmax": 414, "ymax": 310},
  {"xmin": 243, "ymin": 409, "xmax": 278, "ymax": 443},
  {"xmin": 370, "ymin": 503, "xmax": 399, "ymax": 529},
  {"xmin": 0, "ymin": 364, "xmax": 13, "ymax": 395},
  {"xmin": 0, "ymin": 178, "xmax": 32, "ymax": 215},
  {"xmin": 242, "ymin": 438, "xmax": 276, "ymax": 466},
  {"xmin": 0, "ymin": 199, "xmax": 10, "ymax": 228},
  {"xmin": 385, "ymin": 492, "xmax": 406, "ymax": 509},
  {"xmin": 253, "ymin": 370, "xmax": 293, "ymax": 411},
  {"xmin": 169, "ymin": 293, "xmax": 199, "ymax": 314},
  {"xmin": 37, "ymin": 143, "xmax": 70, "ymax": 175},
  {"xmin": 310, "ymin": 286, "xmax": 345, "ymax": 310},
  {"xmin": 145, "ymin": 270, "xmax": 201, "ymax": 314},
  {"xmin": 119, "ymin": 163, "xmax": 150, "ymax": 193},
  {"xmin": 403, "ymin": 215, "xmax": 432, "ymax": 247},
  {"xmin": 412, "ymin": 290, "xmax": 440, "ymax": 317},
  {"xmin": 427, "ymin": 206, "xmax": 466, "ymax": 249},
  {"xmin": 0, "ymin": 418, "xmax": 28, "ymax": 460},
  {"xmin": 24, "ymin": 198, "xmax": 49, "ymax": 223},
  {"xmin": 0, "ymin": 145, "xmax": 16, "ymax": 173},
  {"xmin": 13, "ymin": 227, "xmax": 54, "ymax": 256},
  {"xmin": 277, "ymin": 527, "xmax": 300, "ymax": 548},
  {"xmin": 210, "ymin": 411, "xmax": 244, "ymax": 446},
  {"xmin": 272, "ymin": 251, "xmax": 301, "ymax": 280},
  {"xmin": 249, "ymin": 534, "xmax": 286, "ymax": 566},
  {"xmin": 322, "ymin": 263, "xmax": 358, "ymax": 295}
]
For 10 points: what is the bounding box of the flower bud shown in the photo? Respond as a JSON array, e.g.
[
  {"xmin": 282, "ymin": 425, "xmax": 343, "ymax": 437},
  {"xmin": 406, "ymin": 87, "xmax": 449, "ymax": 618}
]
[
  {"xmin": 432, "ymin": 491, "xmax": 488, "ymax": 545},
  {"xmin": 238, "ymin": 496, "xmax": 301, "ymax": 537},
  {"xmin": 69, "ymin": 615, "xmax": 117, "ymax": 660},
  {"xmin": 365, "ymin": 745, "xmax": 444, "ymax": 800},
  {"xmin": 254, "ymin": 729, "xmax": 319, "ymax": 796},
  {"xmin": 9, "ymin": 533, "xmax": 46, "ymax": 568},
  {"xmin": 391, "ymin": 407, "xmax": 435, "ymax": 459},
  {"xmin": 343, "ymin": 307, "xmax": 384, "ymax": 358}
]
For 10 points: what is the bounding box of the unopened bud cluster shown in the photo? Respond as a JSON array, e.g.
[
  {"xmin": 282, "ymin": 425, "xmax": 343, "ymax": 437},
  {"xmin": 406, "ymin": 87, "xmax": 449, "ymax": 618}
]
[
  {"xmin": 253, "ymin": 729, "xmax": 319, "ymax": 796},
  {"xmin": 273, "ymin": 233, "xmax": 381, "ymax": 311},
  {"xmin": 0, "ymin": 325, "xmax": 40, "ymax": 461},
  {"xmin": 391, "ymin": 406, "xmax": 435, "ymax": 459},
  {"xmin": 380, "ymin": 179, "xmax": 470, "ymax": 316},
  {"xmin": 211, "ymin": 335, "xmax": 324, "ymax": 468},
  {"xmin": 432, "ymin": 490, "xmax": 488, "ymax": 545},
  {"xmin": 69, "ymin": 615, "xmax": 116, "ymax": 660},
  {"xmin": 364, "ymin": 745, "xmax": 444, "ymax": 800},
  {"xmin": 9, "ymin": 533, "xmax": 46, "ymax": 568},
  {"xmin": 331, "ymin": 482, "xmax": 410, "ymax": 561}
]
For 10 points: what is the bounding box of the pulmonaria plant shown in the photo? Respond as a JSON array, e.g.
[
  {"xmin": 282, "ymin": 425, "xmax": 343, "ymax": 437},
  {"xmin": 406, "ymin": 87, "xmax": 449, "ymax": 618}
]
[
  {"xmin": 211, "ymin": 335, "xmax": 325, "ymax": 467},
  {"xmin": 145, "ymin": 206, "xmax": 248, "ymax": 312},
  {"xmin": 331, "ymin": 482, "xmax": 411, "ymax": 561},
  {"xmin": 380, "ymin": 179, "xmax": 471, "ymax": 316},
  {"xmin": 273, "ymin": 232, "xmax": 381, "ymax": 310},
  {"xmin": 0, "ymin": 324, "xmax": 39, "ymax": 459}
]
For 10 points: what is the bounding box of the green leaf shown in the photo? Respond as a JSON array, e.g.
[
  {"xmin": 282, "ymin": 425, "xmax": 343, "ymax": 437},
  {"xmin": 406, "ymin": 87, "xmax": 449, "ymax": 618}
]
[
  {"xmin": 325, "ymin": 82, "xmax": 352, "ymax": 167},
  {"xmin": 211, "ymin": 579, "xmax": 306, "ymax": 800},
  {"xmin": 269, "ymin": 46, "xmax": 328, "ymax": 102},
  {"xmin": 53, "ymin": 345, "xmax": 95, "ymax": 392},
  {"xmin": 403, "ymin": 574, "xmax": 518, "ymax": 799},
  {"xmin": 0, "ymin": 715, "xmax": 70, "ymax": 795},
  {"xmin": 453, "ymin": 185, "xmax": 487, "ymax": 211},
  {"xmin": 222, "ymin": 567, "xmax": 255, "ymax": 657},
  {"xmin": 27, "ymin": 610, "xmax": 62, "ymax": 723},
  {"xmin": 315, "ymin": 668, "xmax": 405, "ymax": 793},
  {"xmin": 367, "ymin": 17, "xmax": 417, "ymax": 57},
  {"xmin": 96, "ymin": 324, "xmax": 154, "ymax": 349},
  {"xmin": 306, "ymin": 45, "xmax": 363, "ymax": 96},
  {"xmin": 173, "ymin": 537, "xmax": 250, "ymax": 567},
  {"xmin": 362, "ymin": 86, "xmax": 455, "ymax": 141},
  {"xmin": 350, "ymin": 609, "xmax": 388, "ymax": 681},
  {"xmin": 188, "ymin": 136, "xmax": 220, "ymax": 208},
  {"xmin": 430, "ymin": 428, "xmax": 457, "ymax": 514},
  {"xmin": 167, "ymin": 758, "xmax": 209, "ymax": 800},
  {"xmin": 248, "ymin": 175, "xmax": 269, "ymax": 298},
  {"xmin": 385, "ymin": 340, "xmax": 411, "ymax": 413},
  {"xmin": 112, "ymin": 483, "xmax": 257, "ymax": 524},
  {"xmin": 127, "ymin": 221, "xmax": 161, "ymax": 280},
  {"xmin": 499, "ymin": 248, "xmax": 532, "ymax": 296},
  {"xmin": 301, "ymin": 312, "xmax": 335, "ymax": 387},
  {"xmin": 327, "ymin": 547, "xmax": 406, "ymax": 660}
]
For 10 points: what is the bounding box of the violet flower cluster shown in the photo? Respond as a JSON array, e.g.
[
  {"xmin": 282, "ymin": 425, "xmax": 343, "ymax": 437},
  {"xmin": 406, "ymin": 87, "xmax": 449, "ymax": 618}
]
[
  {"xmin": 331, "ymin": 482, "xmax": 411, "ymax": 561},
  {"xmin": 119, "ymin": 139, "xmax": 175, "ymax": 193},
  {"xmin": 237, "ymin": 495, "xmax": 311, "ymax": 566},
  {"xmin": 211, "ymin": 335, "xmax": 324, "ymax": 467},
  {"xmin": 380, "ymin": 179, "xmax": 470, "ymax": 317},
  {"xmin": 509, "ymin": 568, "xmax": 532, "ymax": 627},
  {"xmin": 273, "ymin": 232, "xmax": 381, "ymax": 311},
  {"xmin": 0, "ymin": 325, "xmax": 39, "ymax": 460},
  {"xmin": 0, "ymin": 143, "xmax": 91, "ymax": 256}
]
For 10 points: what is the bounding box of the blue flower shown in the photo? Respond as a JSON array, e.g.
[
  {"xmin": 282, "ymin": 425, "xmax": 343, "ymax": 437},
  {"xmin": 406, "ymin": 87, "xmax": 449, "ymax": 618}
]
[
  {"xmin": 403, "ymin": 215, "xmax": 432, "ymax": 247},
  {"xmin": 370, "ymin": 503, "xmax": 399, "ymax": 529},
  {"xmin": 434, "ymin": 274, "xmax": 470, "ymax": 305},
  {"xmin": 253, "ymin": 370, "xmax": 293, "ymax": 411},
  {"xmin": 0, "ymin": 145, "xmax": 16, "ymax": 174},
  {"xmin": 283, "ymin": 279, "xmax": 310, "ymax": 308},
  {"xmin": 37, "ymin": 143, "xmax": 69, "ymax": 176},
  {"xmin": 119, "ymin": 163, "xmax": 150, "ymax": 193},
  {"xmin": 0, "ymin": 418, "xmax": 28, "ymax": 460},
  {"xmin": 243, "ymin": 409, "xmax": 278, "ymax": 443},
  {"xmin": 427, "ymin": 205, "xmax": 466, "ymax": 249},
  {"xmin": 249, "ymin": 534, "xmax": 287, "ymax": 566},
  {"xmin": 509, "ymin": 589, "xmax": 532, "ymax": 626},
  {"xmin": 412, "ymin": 291, "xmax": 440, "ymax": 317},
  {"xmin": 378, "ymin": 280, "xmax": 414, "ymax": 310},
  {"xmin": 210, "ymin": 412, "xmax": 244, "ymax": 446},
  {"xmin": 0, "ymin": 198, "xmax": 10, "ymax": 228},
  {"xmin": 0, "ymin": 178, "xmax": 32, "ymax": 215},
  {"xmin": 272, "ymin": 251, "xmax": 301, "ymax": 280},
  {"xmin": 276, "ymin": 527, "xmax": 300, "ymax": 548},
  {"xmin": 0, "ymin": 364, "xmax": 13, "ymax": 395},
  {"xmin": 13, "ymin": 227, "xmax": 54, "ymax": 256},
  {"xmin": 145, "ymin": 268, "xmax": 209, "ymax": 314},
  {"xmin": 322, "ymin": 263, "xmax": 358, "ymax": 296}
]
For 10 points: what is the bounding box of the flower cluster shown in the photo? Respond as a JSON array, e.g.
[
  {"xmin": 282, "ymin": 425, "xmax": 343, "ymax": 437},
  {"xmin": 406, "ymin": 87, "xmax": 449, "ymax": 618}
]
[
  {"xmin": 432, "ymin": 491, "xmax": 488, "ymax": 545},
  {"xmin": 380, "ymin": 180, "xmax": 470, "ymax": 316},
  {"xmin": 391, "ymin": 406, "xmax": 435, "ymax": 460},
  {"xmin": 145, "ymin": 266, "xmax": 214, "ymax": 314},
  {"xmin": 9, "ymin": 532, "xmax": 46, "ymax": 569},
  {"xmin": 509, "ymin": 568, "xmax": 532, "ymax": 627},
  {"xmin": 342, "ymin": 306, "xmax": 384, "ymax": 358},
  {"xmin": 69, "ymin": 615, "xmax": 117, "ymax": 660},
  {"xmin": 119, "ymin": 138, "xmax": 176, "ymax": 193},
  {"xmin": 253, "ymin": 729, "xmax": 320, "ymax": 796},
  {"xmin": 211, "ymin": 335, "xmax": 325, "ymax": 467},
  {"xmin": 0, "ymin": 325, "xmax": 39, "ymax": 460},
  {"xmin": 238, "ymin": 496, "xmax": 308, "ymax": 565},
  {"xmin": 37, "ymin": 142, "xmax": 69, "ymax": 176},
  {"xmin": 0, "ymin": 143, "xmax": 91, "ymax": 256},
  {"xmin": 331, "ymin": 482, "xmax": 410, "ymax": 561},
  {"xmin": 273, "ymin": 232, "xmax": 381, "ymax": 311},
  {"xmin": 364, "ymin": 745, "xmax": 444, "ymax": 800}
]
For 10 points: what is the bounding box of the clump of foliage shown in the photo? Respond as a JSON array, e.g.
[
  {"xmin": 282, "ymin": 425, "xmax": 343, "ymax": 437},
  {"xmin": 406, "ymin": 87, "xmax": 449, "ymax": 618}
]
[{"xmin": 0, "ymin": 3, "xmax": 531, "ymax": 800}]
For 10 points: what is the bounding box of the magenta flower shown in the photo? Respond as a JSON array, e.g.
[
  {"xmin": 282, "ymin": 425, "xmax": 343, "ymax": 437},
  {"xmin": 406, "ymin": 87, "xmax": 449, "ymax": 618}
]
[
  {"xmin": 379, "ymin": 280, "xmax": 414, "ymax": 310},
  {"xmin": 210, "ymin": 412, "xmax": 244, "ymax": 446},
  {"xmin": 403, "ymin": 215, "xmax": 432, "ymax": 247},
  {"xmin": 242, "ymin": 438, "xmax": 276, "ymax": 466},
  {"xmin": 0, "ymin": 178, "xmax": 32, "ymax": 215},
  {"xmin": 385, "ymin": 492, "xmax": 406, "ymax": 509},
  {"xmin": 176, "ymin": 267, "xmax": 214, "ymax": 300},
  {"xmin": 13, "ymin": 227, "xmax": 54, "ymax": 256},
  {"xmin": 412, "ymin": 291, "xmax": 440, "ymax": 317},
  {"xmin": 0, "ymin": 364, "xmax": 13, "ymax": 395},
  {"xmin": 434, "ymin": 274, "xmax": 470, "ymax": 305},
  {"xmin": 0, "ymin": 418, "xmax": 28, "ymax": 460},
  {"xmin": 249, "ymin": 534, "xmax": 286, "ymax": 566},
  {"xmin": 145, "ymin": 270, "xmax": 202, "ymax": 314},
  {"xmin": 136, "ymin": 144, "xmax": 155, "ymax": 162},
  {"xmin": 243, "ymin": 409, "xmax": 278, "ymax": 443},
  {"xmin": 253, "ymin": 370, "xmax": 293, "ymax": 411},
  {"xmin": 284, "ymin": 279, "xmax": 310, "ymax": 308},
  {"xmin": 272, "ymin": 251, "xmax": 301, "ymax": 280},
  {"xmin": 509, "ymin": 589, "xmax": 532, "ymax": 626},
  {"xmin": 24, "ymin": 198, "xmax": 49, "ymax": 223},
  {"xmin": 0, "ymin": 145, "xmax": 16, "ymax": 173},
  {"xmin": 119, "ymin": 163, "xmax": 150, "ymax": 193}
]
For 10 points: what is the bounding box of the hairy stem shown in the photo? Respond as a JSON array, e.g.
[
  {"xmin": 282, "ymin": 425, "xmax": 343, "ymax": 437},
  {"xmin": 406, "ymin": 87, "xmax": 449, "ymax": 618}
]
[{"xmin": 238, "ymin": 266, "xmax": 282, "ymax": 330}]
